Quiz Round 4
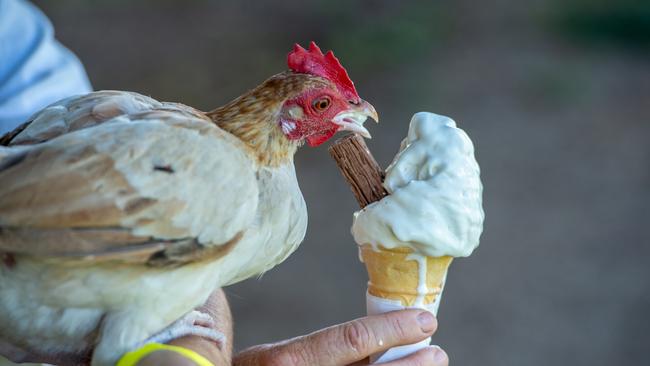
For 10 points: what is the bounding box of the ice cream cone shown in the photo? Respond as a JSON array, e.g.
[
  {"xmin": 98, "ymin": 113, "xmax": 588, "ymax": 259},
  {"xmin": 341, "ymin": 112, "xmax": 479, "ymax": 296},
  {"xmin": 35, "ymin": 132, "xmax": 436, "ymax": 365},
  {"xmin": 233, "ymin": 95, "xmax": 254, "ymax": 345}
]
[
  {"xmin": 360, "ymin": 245, "xmax": 452, "ymax": 307},
  {"xmin": 360, "ymin": 245, "xmax": 452, "ymax": 363}
]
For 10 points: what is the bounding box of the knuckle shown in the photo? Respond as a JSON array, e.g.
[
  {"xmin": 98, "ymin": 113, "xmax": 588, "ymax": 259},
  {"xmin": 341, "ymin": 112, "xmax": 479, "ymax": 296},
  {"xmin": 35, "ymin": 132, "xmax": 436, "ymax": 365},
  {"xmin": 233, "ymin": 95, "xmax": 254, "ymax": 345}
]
[
  {"xmin": 390, "ymin": 315, "xmax": 411, "ymax": 339},
  {"xmin": 342, "ymin": 320, "xmax": 372, "ymax": 355},
  {"xmin": 263, "ymin": 342, "xmax": 315, "ymax": 366},
  {"xmin": 260, "ymin": 346, "xmax": 300, "ymax": 366}
]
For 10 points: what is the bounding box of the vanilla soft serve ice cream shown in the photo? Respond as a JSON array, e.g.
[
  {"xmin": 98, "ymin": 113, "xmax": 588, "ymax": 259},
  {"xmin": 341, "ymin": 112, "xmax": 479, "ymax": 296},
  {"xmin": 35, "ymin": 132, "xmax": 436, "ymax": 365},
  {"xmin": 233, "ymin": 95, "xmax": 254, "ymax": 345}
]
[{"xmin": 352, "ymin": 112, "xmax": 484, "ymax": 258}]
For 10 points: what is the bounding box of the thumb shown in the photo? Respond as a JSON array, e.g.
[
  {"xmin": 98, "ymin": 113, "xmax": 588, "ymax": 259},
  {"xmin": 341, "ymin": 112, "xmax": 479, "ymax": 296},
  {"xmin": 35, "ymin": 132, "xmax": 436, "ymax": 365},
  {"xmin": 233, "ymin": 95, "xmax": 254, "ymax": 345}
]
[{"xmin": 236, "ymin": 310, "xmax": 437, "ymax": 366}]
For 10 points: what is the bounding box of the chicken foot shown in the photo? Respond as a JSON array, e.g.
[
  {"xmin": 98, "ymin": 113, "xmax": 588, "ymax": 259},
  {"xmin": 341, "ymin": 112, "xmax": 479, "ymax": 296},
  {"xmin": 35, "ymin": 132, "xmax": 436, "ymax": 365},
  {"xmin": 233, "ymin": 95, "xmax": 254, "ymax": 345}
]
[{"xmin": 139, "ymin": 310, "xmax": 226, "ymax": 350}]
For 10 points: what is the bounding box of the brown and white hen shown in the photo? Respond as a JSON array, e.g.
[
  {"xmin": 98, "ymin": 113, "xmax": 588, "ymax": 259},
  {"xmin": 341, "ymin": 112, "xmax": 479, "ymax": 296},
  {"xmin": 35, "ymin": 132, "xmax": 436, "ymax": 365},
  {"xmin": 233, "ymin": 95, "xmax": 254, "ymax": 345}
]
[{"xmin": 0, "ymin": 42, "xmax": 377, "ymax": 366}]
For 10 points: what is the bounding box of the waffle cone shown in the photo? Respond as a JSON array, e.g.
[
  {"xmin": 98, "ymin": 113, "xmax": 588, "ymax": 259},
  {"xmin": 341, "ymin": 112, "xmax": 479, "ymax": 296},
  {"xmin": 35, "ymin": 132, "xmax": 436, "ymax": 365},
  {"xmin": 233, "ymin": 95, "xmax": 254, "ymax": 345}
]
[{"xmin": 360, "ymin": 245, "xmax": 452, "ymax": 307}]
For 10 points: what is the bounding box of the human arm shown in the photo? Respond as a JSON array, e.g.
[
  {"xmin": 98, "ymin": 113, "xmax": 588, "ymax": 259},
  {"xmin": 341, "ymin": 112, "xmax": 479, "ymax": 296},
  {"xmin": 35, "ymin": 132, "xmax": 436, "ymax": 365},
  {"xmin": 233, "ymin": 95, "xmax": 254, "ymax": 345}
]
[{"xmin": 0, "ymin": 0, "xmax": 92, "ymax": 135}]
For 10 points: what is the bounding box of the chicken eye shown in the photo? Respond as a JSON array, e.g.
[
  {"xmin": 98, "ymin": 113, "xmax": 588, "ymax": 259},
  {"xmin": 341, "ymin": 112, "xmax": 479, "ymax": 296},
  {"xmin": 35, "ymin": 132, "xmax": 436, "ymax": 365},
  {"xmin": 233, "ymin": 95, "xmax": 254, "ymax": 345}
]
[{"xmin": 313, "ymin": 97, "xmax": 331, "ymax": 112}]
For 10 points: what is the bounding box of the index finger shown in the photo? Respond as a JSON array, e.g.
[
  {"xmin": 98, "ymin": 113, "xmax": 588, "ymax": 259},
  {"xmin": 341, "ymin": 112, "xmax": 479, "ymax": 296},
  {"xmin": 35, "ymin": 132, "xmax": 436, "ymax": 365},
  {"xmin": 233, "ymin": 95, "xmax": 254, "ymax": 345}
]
[{"xmin": 277, "ymin": 309, "xmax": 437, "ymax": 366}]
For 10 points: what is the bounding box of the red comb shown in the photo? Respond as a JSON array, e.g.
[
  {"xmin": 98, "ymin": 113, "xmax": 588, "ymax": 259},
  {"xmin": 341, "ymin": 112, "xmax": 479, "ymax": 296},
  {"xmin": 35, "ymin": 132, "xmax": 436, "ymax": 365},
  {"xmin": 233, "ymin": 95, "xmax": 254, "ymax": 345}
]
[{"xmin": 287, "ymin": 41, "xmax": 360, "ymax": 102}]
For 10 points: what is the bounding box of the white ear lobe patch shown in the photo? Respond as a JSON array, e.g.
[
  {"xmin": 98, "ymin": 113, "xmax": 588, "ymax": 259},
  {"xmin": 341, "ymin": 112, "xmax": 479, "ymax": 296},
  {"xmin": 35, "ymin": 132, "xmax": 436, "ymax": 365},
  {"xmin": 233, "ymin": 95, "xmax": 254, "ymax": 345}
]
[
  {"xmin": 288, "ymin": 106, "xmax": 304, "ymax": 119},
  {"xmin": 281, "ymin": 120, "xmax": 296, "ymax": 134}
]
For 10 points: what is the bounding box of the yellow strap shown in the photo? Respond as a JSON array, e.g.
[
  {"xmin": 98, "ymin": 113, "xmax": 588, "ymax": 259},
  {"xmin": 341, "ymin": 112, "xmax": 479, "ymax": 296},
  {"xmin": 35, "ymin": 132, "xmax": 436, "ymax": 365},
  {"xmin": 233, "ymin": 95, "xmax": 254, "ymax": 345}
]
[{"xmin": 116, "ymin": 343, "xmax": 215, "ymax": 366}]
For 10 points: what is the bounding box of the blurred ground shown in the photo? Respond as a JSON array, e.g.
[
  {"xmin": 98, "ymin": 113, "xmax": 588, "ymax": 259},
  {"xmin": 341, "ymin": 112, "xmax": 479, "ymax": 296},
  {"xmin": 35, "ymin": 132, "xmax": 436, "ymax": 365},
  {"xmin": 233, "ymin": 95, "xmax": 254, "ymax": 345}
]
[{"xmin": 32, "ymin": 0, "xmax": 650, "ymax": 364}]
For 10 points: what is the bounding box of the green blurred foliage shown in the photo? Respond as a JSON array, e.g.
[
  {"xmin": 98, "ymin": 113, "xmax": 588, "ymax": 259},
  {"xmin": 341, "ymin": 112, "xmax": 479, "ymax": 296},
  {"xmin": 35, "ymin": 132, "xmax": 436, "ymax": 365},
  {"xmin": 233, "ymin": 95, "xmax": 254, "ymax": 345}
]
[
  {"xmin": 317, "ymin": 0, "xmax": 449, "ymax": 70},
  {"xmin": 548, "ymin": 0, "xmax": 650, "ymax": 49}
]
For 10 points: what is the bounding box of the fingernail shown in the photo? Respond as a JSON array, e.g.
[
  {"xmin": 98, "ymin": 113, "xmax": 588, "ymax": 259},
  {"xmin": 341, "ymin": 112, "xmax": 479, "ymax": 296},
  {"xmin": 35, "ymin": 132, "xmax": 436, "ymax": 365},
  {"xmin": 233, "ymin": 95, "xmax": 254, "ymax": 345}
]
[
  {"xmin": 416, "ymin": 311, "xmax": 435, "ymax": 332},
  {"xmin": 432, "ymin": 346, "xmax": 448, "ymax": 363}
]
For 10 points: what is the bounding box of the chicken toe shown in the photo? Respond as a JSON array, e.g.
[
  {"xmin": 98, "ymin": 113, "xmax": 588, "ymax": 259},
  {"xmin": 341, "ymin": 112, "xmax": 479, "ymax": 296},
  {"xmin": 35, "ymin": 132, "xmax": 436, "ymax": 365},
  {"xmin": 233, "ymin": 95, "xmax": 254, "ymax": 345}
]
[{"xmin": 140, "ymin": 310, "xmax": 225, "ymax": 350}]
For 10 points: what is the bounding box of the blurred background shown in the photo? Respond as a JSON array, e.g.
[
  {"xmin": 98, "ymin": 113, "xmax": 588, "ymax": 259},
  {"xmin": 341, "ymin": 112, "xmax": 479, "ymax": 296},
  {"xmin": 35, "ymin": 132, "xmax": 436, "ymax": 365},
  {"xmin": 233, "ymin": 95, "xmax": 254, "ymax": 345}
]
[{"xmin": 28, "ymin": 0, "xmax": 650, "ymax": 364}]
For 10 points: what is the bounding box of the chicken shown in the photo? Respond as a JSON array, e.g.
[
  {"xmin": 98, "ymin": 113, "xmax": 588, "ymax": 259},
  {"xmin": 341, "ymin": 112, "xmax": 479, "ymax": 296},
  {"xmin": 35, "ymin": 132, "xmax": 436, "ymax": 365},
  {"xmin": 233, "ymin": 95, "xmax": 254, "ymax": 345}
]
[{"xmin": 0, "ymin": 42, "xmax": 378, "ymax": 366}]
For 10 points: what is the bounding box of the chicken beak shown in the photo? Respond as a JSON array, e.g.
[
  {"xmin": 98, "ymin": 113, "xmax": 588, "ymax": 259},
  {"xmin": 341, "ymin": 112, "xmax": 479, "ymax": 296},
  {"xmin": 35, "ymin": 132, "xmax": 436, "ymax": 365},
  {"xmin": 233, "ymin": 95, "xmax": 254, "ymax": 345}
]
[{"xmin": 332, "ymin": 99, "xmax": 379, "ymax": 139}]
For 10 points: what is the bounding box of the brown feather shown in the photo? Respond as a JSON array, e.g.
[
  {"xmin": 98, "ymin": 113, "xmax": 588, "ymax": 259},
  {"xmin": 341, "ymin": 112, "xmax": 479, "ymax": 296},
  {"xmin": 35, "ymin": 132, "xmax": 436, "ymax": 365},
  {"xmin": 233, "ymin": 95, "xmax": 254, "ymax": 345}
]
[
  {"xmin": 207, "ymin": 72, "xmax": 332, "ymax": 166},
  {"xmin": 0, "ymin": 143, "xmax": 138, "ymax": 228},
  {"xmin": 0, "ymin": 227, "xmax": 243, "ymax": 266}
]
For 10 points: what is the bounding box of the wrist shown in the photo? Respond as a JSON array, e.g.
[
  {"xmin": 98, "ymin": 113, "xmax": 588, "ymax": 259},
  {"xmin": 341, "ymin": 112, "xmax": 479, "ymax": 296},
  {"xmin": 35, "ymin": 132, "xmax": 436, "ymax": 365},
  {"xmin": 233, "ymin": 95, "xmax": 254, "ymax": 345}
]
[
  {"xmin": 169, "ymin": 337, "xmax": 230, "ymax": 366},
  {"xmin": 118, "ymin": 343, "xmax": 218, "ymax": 366}
]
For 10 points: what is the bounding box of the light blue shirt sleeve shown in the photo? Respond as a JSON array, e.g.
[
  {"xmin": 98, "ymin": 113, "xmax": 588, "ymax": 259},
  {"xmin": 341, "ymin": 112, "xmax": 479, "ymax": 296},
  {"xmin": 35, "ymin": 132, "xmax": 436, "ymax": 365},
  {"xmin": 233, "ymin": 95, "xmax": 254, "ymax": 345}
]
[{"xmin": 0, "ymin": 0, "xmax": 92, "ymax": 135}]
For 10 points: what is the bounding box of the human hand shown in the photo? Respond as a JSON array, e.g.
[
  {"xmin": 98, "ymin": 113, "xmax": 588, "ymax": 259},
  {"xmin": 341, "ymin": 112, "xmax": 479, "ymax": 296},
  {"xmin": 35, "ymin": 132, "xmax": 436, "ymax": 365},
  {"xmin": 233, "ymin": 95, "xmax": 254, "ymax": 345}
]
[
  {"xmin": 136, "ymin": 288, "xmax": 233, "ymax": 366},
  {"xmin": 233, "ymin": 309, "xmax": 448, "ymax": 366}
]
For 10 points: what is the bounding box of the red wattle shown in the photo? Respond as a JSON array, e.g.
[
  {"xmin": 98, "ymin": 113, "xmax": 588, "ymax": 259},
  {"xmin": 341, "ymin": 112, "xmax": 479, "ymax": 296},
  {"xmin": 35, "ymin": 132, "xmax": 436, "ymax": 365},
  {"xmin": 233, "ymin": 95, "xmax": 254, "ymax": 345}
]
[{"xmin": 306, "ymin": 127, "xmax": 338, "ymax": 147}]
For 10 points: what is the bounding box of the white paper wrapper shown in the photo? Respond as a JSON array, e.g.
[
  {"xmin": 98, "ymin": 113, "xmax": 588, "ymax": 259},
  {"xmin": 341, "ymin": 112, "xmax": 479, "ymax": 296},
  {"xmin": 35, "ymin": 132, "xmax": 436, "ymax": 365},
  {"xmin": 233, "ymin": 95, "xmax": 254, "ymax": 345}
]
[{"xmin": 366, "ymin": 275, "xmax": 446, "ymax": 364}]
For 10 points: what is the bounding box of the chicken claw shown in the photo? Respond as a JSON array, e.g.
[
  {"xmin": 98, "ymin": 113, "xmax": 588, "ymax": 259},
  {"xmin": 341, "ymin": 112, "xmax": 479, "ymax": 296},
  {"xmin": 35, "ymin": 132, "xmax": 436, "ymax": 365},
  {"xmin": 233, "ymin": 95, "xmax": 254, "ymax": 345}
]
[{"xmin": 140, "ymin": 310, "xmax": 225, "ymax": 350}]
